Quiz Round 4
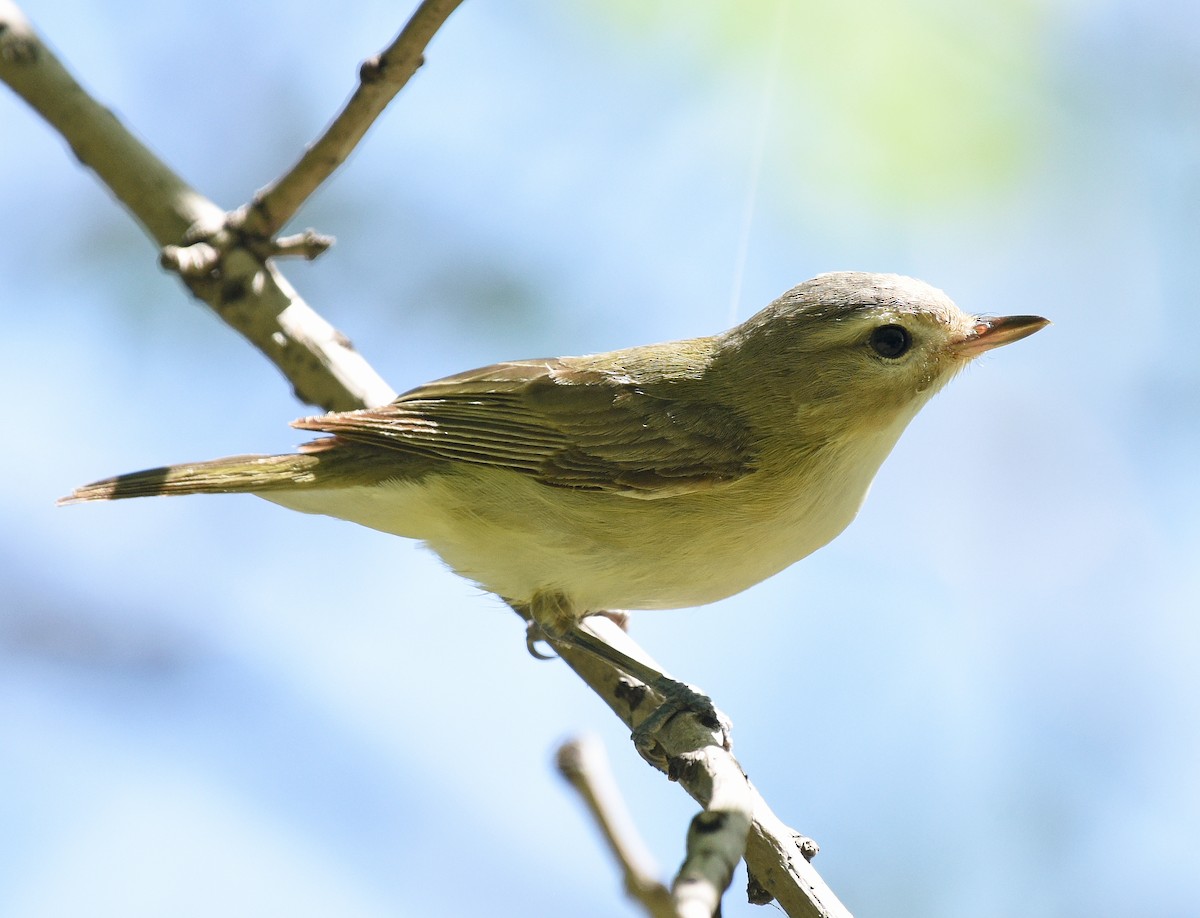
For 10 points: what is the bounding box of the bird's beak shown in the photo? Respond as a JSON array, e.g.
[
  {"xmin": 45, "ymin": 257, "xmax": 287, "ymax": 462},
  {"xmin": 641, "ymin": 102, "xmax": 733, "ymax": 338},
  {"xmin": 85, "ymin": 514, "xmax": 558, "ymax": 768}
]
[{"xmin": 954, "ymin": 314, "xmax": 1050, "ymax": 357}]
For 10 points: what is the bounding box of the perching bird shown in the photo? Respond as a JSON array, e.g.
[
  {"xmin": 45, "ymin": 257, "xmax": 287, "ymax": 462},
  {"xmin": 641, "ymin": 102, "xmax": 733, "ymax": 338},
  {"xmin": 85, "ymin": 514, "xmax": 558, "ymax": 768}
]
[{"xmin": 62, "ymin": 272, "xmax": 1047, "ymax": 663}]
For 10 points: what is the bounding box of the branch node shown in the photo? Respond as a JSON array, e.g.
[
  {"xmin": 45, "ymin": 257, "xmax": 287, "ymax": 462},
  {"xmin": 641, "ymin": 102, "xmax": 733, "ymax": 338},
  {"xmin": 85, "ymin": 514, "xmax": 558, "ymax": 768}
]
[
  {"xmin": 225, "ymin": 201, "xmax": 261, "ymax": 238},
  {"xmin": 219, "ymin": 277, "xmax": 248, "ymax": 304},
  {"xmin": 359, "ymin": 55, "xmax": 384, "ymax": 83},
  {"xmin": 692, "ymin": 811, "xmax": 729, "ymax": 835},
  {"xmin": 797, "ymin": 835, "xmax": 821, "ymax": 862},
  {"xmin": 673, "ymin": 802, "xmax": 751, "ymax": 918},
  {"xmin": 268, "ymin": 229, "xmax": 335, "ymax": 261},
  {"xmin": 160, "ymin": 241, "xmax": 221, "ymax": 278}
]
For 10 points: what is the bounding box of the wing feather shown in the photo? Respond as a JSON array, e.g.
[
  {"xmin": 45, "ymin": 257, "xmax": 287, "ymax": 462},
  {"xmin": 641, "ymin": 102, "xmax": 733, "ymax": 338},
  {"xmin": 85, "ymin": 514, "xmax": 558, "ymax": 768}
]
[{"xmin": 292, "ymin": 357, "xmax": 755, "ymax": 497}]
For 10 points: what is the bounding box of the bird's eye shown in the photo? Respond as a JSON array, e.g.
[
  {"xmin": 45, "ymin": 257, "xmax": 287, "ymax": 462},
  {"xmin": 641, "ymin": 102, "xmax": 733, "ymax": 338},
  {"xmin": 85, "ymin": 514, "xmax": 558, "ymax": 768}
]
[{"xmin": 868, "ymin": 324, "xmax": 911, "ymax": 359}]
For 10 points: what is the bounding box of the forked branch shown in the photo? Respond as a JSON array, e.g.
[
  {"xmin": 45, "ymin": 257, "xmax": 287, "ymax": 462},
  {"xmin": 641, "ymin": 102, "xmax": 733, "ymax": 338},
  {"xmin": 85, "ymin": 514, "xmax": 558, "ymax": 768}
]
[{"xmin": 0, "ymin": 0, "xmax": 400, "ymax": 411}]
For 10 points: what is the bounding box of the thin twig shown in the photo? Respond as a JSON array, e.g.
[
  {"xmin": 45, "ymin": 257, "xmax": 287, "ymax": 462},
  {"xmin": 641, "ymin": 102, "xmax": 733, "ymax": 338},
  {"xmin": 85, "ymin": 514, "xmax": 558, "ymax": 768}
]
[
  {"xmin": 232, "ymin": 0, "xmax": 466, "ymax": 240},
  {"xmin": 556, "ymin": 736, "xmax": 676, "ymax": 918},
  {"xmin": 267, "ymin": 229, "xmax": 337, "ymax": 261}
]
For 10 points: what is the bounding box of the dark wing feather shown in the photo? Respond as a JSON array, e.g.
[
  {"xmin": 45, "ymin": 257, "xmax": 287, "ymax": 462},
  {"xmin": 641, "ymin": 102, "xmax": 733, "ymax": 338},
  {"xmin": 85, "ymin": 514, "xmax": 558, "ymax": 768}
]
[{"xmin": 291, "ymin": 358, "xmax": 756, "ymax": 497}]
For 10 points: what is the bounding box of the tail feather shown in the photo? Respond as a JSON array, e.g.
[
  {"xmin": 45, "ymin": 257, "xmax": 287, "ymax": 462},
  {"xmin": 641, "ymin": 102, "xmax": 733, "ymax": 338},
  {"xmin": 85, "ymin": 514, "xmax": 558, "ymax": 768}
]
[{"xmin": 59, "ymin": 452, "xmax": 324, "ymax": 505}]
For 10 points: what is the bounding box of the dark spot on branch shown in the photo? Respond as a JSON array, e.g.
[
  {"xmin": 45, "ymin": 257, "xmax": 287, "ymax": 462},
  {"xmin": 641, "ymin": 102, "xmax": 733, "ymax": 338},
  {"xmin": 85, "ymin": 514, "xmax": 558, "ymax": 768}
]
[
  {"xmin": 359, "ymin": 56, "xmax": 384, "ymax": 83},
  {"xmin": 746, "ymin": 870, "xmax": 774, "ymax": 906},
  {"xmin": 614, "ymin": 676, "xmax": 649, "ymax": 713},
  {"xmin": 694, "ymin": 811, "xmax": 729, "ymax": 835},
  {"xmin": 666, "ymin": 756, "xmax": 685, "ymax": 782},
  {"xmin": 220, "ymin": 279, "xmax": 247, "ymax": 302}
]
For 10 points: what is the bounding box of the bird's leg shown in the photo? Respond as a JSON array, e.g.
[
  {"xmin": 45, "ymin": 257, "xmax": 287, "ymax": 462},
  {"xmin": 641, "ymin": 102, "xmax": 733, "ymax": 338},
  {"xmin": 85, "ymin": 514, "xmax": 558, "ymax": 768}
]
[
  {"xmin": 522, "ymin": 590, "xmax": 663, "ymax": 683},
  {"xmin": 523, "ymin": 600, "xmax": 630, "ymax": 660},
  {"xmin": 522, "ymin": 591, "xmax": 731, "ymax": 760},
  {"xmin": 521, "ymin": 590, "xmax": 575, "ymax": 660}
]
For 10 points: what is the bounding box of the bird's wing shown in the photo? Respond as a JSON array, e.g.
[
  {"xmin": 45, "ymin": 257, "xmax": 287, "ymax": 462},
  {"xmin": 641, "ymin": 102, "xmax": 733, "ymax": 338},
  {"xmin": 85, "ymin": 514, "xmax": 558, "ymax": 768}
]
[{"xmin": 291, "ymin": 358, "xmax": 756, "ymax": 497}]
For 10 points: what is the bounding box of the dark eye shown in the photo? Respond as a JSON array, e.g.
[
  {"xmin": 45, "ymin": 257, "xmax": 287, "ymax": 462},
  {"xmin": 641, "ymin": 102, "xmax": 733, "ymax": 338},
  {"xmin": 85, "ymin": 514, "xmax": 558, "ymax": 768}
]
[{"xmin": 869, "ymin": 324, "xmax": 911, "ymax": 359}]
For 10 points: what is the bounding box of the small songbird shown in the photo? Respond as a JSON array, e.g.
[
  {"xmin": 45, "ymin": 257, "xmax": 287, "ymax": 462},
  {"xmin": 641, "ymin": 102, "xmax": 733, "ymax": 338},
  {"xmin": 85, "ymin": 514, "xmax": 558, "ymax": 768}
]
[{"xmin": 62, "ymin": 272, "xmax": 1046, "ymax": 656}]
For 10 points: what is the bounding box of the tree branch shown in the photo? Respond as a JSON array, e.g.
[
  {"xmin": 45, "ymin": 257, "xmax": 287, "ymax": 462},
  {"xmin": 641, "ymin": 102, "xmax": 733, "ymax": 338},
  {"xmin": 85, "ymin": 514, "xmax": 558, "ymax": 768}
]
[
  {"xmin": 0, "ymin": 0, "xmax": 219, "ymax": 248},
  {"xmin": 231, "ymin": 0, "xmax": 465, "ymax": 241},
  {"xmin": 0, "ymin": 0, "xmax": 395, "ymax": 412},
  {"xmin": 557, "ymin": 736, "xmax": 676, "ymax": 918},
  {"xmin": 540, "ymin": 614, "xmax": 855, "ymax": 918},
  {"xmin": 558, "ymin": 730, "xmax": 760, "ymax": 918}
]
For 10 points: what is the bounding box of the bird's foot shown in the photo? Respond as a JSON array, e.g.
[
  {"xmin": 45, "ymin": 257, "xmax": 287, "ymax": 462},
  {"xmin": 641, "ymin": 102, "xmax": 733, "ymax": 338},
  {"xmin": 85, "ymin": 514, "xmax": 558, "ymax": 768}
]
[
  {"xmin": 535, "ymin": 614, "xmax": 733, "ymax": 769},
  {"xmin": 516, "ymin": 592, "xmax": 733, "ymax": 768},
  {"xmin": 633, "ymin": 676, "xmax": 732, "ymax": 771}
]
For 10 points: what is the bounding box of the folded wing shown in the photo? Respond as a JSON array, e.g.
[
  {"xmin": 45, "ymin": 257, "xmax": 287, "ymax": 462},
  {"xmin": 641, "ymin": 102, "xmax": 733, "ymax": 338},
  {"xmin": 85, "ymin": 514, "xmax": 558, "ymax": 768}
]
[{"xmin": 293, "ymin": 358, "xmax": 756, "ymax": 498}]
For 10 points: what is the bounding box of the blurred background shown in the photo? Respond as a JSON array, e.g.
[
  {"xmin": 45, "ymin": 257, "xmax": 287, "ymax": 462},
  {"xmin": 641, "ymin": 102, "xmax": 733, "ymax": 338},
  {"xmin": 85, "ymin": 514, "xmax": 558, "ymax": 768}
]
[{"xmin": 2, "ymin": 1, "xmax": 1197, "ymax": 915}]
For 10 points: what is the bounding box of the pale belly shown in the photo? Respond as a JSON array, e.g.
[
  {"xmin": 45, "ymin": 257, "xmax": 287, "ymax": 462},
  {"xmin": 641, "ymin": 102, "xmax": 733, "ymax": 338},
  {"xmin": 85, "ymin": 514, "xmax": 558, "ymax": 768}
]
[{"xmin": 265, "ymin": 453, "xmax": 878, "ymax": 613}]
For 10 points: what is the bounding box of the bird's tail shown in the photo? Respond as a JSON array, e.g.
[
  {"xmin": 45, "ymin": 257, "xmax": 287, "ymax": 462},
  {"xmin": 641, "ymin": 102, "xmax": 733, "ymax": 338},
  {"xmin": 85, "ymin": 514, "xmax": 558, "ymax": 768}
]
[{"xmin": 58, "ymin": 452, "xmax": 326, "ymax": 505}]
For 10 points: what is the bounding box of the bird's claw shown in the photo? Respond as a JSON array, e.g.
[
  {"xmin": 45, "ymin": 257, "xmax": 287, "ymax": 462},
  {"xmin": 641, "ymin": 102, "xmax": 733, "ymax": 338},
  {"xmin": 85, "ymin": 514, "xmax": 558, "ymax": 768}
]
[
  {"xmin": 524, "ymin": 620, "xmax": 558, "ymax": 660},
  {"xmin": 632, "ymin": 677, "xmax": 732, "ymax": 771}
]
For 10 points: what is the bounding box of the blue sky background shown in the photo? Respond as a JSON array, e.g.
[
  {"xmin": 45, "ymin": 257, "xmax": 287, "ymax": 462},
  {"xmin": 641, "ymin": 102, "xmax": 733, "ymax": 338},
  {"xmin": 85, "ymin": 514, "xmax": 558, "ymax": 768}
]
[{"xmin": 2, "ymin": 1, "xmax": 1198, "ymax": 915}]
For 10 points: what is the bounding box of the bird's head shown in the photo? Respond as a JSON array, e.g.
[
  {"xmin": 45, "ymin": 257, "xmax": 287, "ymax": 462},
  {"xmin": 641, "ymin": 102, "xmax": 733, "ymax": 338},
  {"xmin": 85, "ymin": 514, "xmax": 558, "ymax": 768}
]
[{"xmin": 718, "ymin": 271, "xmax": 1048, "ymax": 441}]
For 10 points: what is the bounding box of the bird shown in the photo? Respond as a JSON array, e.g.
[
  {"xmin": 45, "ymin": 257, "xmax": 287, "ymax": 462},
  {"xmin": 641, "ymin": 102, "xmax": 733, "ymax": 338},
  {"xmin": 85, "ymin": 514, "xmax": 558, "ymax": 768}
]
[{"xmin": 62, "ymin": 272, "xmax": 1047, "ymax": 675}]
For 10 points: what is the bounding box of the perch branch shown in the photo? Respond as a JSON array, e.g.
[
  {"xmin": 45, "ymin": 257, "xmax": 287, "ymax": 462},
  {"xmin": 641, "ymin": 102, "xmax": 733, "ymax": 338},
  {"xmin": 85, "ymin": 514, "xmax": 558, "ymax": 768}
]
[
  {"xmin": 534, "ymin": 613, "xmax": 854, "ymax": 918},
  {"xmin": 671, "ymin": 747, "xmax": 753, "ymax": 917}
]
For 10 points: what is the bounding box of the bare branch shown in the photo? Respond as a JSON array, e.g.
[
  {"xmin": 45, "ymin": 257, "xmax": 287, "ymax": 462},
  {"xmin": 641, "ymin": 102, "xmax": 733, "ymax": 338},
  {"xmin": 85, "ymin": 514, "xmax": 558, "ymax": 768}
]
[
  {"xmin": 232, "ymin": 0, "xmax": 466, "ymax": 240},
  {"xmin": 0, "ymin": 0, "xmax": 396, "ymax": 412},
  {"xmin": 528, "ymin": 612, "xmax": 855, "ymax": 918},
  {"xmin": 557, "ymin": 723, "xmax": 752, "ymax": 918},
  {"xmin": 0, "ymin": 0, "xmax": 221, "ymax": 248},
  {"xmin": 744, "ymin": 791, "xmax": 846, "ymax": 918},
  {"xmin": 557, "ymin": 736, "xmax": 676, "ymax": 918},
  {"xmin": 672, "ymin": 750, "xmax": 753, "ymax": 917}
]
